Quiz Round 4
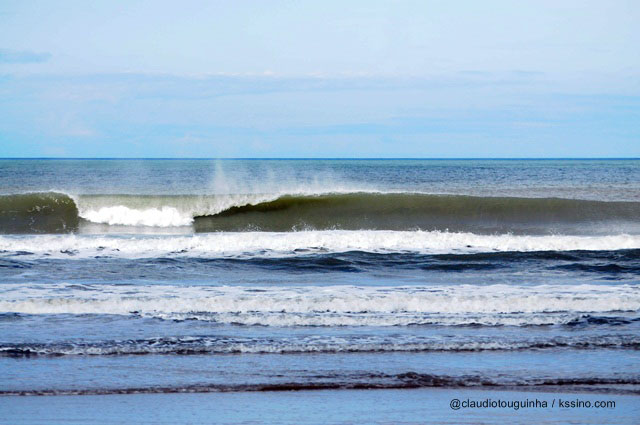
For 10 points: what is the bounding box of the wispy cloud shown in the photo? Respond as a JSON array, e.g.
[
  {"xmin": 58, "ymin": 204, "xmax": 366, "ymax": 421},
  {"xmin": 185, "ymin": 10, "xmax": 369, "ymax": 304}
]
[
  {"xmin": 0, "ymin": 49, "xmax": 51, "ymax": 64},
  {"xmin": 0, "ymin": 71, "xmax": 638, "ymax": 158}
]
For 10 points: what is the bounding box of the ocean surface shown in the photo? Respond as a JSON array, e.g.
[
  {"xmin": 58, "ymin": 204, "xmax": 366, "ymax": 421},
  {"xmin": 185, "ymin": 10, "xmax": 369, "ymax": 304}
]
[{"xmin": 1, "ymin": 159, "xmax": 639, "ymax": 422}]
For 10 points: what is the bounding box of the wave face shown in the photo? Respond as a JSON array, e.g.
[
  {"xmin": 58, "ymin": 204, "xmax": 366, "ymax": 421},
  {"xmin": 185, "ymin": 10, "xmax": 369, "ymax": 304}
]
[{"xmin": 2, "ymin": 191, "xmax": 640, "ymax": 234}]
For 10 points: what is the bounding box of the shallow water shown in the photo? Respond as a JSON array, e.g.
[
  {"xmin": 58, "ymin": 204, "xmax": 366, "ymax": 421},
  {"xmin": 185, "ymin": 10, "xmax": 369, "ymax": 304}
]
[{"xmin": 1, "ymin": 389, "xmax": 638, "ymax": 425}]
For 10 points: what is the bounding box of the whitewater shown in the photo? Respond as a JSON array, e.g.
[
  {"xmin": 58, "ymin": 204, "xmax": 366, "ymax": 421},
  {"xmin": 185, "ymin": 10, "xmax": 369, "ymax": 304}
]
[{"xmin": 1, "ymin": 231, "xmax": 640, "ymax": 259}]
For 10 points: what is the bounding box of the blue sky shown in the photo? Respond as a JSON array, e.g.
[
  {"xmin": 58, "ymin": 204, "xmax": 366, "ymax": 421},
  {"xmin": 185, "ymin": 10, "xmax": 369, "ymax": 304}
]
[{"xmin": 0, "ymin": 0, "xmax": 638, "ymax": 157}]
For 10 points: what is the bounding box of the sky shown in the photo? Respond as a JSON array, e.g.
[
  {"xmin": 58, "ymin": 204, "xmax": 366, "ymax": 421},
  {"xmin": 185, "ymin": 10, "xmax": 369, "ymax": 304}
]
[{"xmin": 0, "ymin": 0, "xmax": 638, "ymax": 158}]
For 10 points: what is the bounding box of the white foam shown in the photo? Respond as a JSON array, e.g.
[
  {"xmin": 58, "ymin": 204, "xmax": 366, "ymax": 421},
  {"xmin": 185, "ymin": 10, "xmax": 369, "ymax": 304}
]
[
  {"xmin": 1, "ymin": 283, "xmax": 638, "ymax": 326},
  {"xmin": 5, "ymin": 334, "xmax": 637, "ymax": 355},
  {"xmin": 81, "ymin": 206, "xmax": 192, "ymax": 227},
  {"xmin": 1, "ymin": 231, "xmax": 639, "ymax": 259}
]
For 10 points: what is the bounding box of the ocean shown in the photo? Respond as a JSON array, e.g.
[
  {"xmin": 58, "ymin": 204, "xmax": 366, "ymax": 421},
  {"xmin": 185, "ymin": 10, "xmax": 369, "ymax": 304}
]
[{"xmin": 1, "ymin": 159, "xmax": 639, "ymax": 423}]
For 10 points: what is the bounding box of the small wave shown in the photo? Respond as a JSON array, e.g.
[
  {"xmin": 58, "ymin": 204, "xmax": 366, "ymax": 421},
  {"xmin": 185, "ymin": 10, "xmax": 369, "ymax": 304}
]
[
  {"xmin": 2, "ymin": 333, "xmax": 638, "ymax": 357},
  {"xmin": 2, "ymin": 284, "xmax": 638, "ymax": 325}
]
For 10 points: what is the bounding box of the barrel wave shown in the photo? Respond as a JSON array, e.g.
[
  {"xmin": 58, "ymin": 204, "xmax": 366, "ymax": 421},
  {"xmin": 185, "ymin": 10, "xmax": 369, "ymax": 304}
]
[{"xmin": 2, "ymin": 191, "xmax": 640, "ymax": 234}]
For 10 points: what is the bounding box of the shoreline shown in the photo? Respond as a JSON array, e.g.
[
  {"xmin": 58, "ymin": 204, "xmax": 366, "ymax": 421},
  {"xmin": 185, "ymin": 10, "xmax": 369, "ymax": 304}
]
[
  {"xmin": 1, "ymin": 388, "xmax": 638, "ymax": 424},
  {"xmin": 2, "ymin": 384, "xmax": 640, "ymax": 397}
]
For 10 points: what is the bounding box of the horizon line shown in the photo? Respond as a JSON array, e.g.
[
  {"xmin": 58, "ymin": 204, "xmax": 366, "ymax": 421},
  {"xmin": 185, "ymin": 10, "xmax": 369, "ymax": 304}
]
[{"xmin": 1, "ymin": 157, "xmax": 639, "ymax": 161}]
